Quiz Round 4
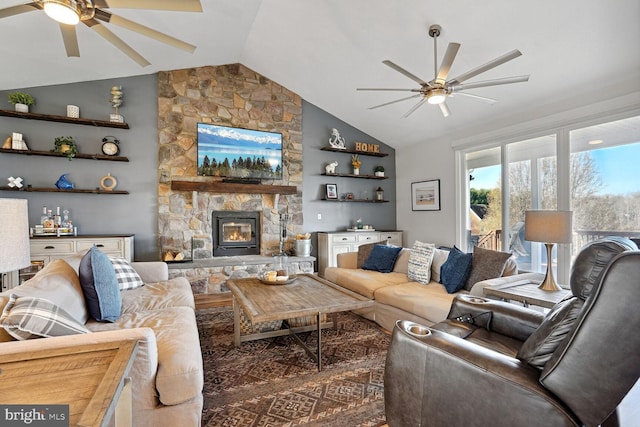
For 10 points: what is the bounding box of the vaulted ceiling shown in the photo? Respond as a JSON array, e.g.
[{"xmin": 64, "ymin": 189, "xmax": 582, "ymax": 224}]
[{"xmin": 1, "ymin": 0, "xmax": 638, "ymax": 148}]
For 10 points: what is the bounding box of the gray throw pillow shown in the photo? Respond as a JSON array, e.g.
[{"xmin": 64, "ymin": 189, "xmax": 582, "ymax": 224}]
[
  {"xmin": 79, "ymin": 246, "xmax": 121, "ymax": 322},
  {"xmin": 517, "ymin": 297, "xmax": 583, "ymax": 370},
  {"xmin": 357, "ymin": 240, "xmax": 387, "ymax": 269},
  {"xmin": 464, "ymin": 246, "xmax": 513, "ymax": 291}
]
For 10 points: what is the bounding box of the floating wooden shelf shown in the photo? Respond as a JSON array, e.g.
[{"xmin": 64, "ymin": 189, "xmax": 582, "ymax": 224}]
[
  {"xmin": 0, "ymin": 109, "xmax": 129, "ymax": 129},
  {"xmin": 320, "ymin": 146, "xmax": 388, "ymax": 157},
  {"xmin": 322, "ymin": 172, "xmax": 388, "ymax": 180},
  {"xmin": 0, "ymin": 186, "xmax": 129, "ymax": 195},
  {"xmin": 321, "ymin": 198, "xmax": 389, "ymax": 203},
  {"xmin": 171, "ymin": 180, "xmax": 297, "ymax": 194},
  {"xmin": 0, "ymin": 148, "xmax": 129, "ymax": 162}
]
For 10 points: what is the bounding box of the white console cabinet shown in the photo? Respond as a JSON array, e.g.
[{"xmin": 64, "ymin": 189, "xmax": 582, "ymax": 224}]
[
  {"xmin": 17, "ymin": 235, "xmax": 134, "ymax": 285},
  {"xmin": 317, "ymin": 231, "xmax": 402, "ymax": 277}
]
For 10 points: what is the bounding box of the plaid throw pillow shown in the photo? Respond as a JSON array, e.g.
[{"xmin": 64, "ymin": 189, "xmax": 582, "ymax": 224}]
[
  {"xmin": 0, "ymin": 294, "xmax": 89, "ymax": 340},
  {"xmin": 110, "ymin": 257, "xmax": 144, "ymax": 290}
]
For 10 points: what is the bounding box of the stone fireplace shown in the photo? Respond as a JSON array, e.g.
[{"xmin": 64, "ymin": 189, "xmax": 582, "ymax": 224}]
[
  {"xmin": 157, "ymin": 64, "xmax": 309, "ymax": 293},
  {"xmin": 212, "ymin": 210, "xmax": 260, "ymax": 257}
]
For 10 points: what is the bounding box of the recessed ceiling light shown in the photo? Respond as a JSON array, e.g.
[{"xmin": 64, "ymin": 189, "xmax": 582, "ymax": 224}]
[{"xmin": 588, "ymin": 139, "xmax": 604, "ymax": 145}]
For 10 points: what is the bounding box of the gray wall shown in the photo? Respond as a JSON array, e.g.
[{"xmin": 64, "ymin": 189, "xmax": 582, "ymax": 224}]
[
  {"xmin": 0, "ymin": 75, "xmax": 159, "ymax": 260},
  {"xmin": 0, "ymin": 75, "xmax": 397, "ymax": 262},
  {"xmin": 301, "ymin": 101, "xmax": 397, "ymax": 257}
]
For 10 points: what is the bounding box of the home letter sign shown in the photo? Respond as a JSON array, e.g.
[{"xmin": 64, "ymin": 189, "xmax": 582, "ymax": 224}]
[{"xmin": 354, "ymin": 142, "xmax": 380, "ymax": 153}]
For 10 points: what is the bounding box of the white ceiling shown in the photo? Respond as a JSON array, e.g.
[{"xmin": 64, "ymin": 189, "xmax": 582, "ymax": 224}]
[{"xmin": 1, "ymin": 0, "xmax": 639, "ymax": 149}]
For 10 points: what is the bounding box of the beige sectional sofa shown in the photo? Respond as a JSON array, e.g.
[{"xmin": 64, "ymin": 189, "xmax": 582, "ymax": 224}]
[
  {"xmin": 324, "ymin": 247, "xmax": 520, "ymax": 332},
  {"xmin": 0, "ymin": 256, "xmax": 203, "ymax": 427}
]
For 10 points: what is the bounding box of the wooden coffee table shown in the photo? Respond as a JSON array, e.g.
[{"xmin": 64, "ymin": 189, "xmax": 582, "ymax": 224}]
[{"xmin": 227, "ymin": 273, "xmax": 373, "ymax": 370}]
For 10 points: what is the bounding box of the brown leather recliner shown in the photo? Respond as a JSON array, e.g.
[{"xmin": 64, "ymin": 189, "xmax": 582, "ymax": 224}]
[{"xmin": 384, "ymin": 236, "xmax": 639, "ymax": 427}]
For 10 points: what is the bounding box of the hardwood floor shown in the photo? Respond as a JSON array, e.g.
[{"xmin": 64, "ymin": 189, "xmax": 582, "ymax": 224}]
[{"xmin": 194, "ymin": 292, "xmax": 232, "ymax": 310}]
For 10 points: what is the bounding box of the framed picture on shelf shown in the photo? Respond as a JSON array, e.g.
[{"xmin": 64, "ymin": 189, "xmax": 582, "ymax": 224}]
[
  {"xmin": 325, "ymin": 184, "xmax": 338, "ymax": 200},
  {"xmin": 411, "ymin": 179, "xmax": 441, "ymax": 211}
]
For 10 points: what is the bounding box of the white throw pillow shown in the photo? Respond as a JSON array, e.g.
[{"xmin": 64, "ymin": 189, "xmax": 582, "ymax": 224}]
[
  {"xmin": 407, "ymin": 241, "xmax": 436, "ymax": 285},
  {"xmin": 431, "ymin": 248, "xmax": 451, "ymax": 283}
]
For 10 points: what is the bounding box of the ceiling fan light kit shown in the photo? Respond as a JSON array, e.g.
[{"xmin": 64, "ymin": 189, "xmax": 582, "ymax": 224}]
[
  {"xmin": 358, "ymin": 24, "xmax": 530, "ymax": 118},
  {"xmin": 41, "ymin": 0, "xmax": 94, "ymax": 25}
]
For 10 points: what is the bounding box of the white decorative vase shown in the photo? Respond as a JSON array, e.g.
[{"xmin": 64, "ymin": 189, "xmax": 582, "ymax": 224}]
[
  {"xmin": 15, "ymin": 103, "xmax": 29, "ymax": 113},
  {"xmin": 353, "ymin": 168, "xmax": 360, "ymax": 175},
  {"xmin": 375, "ymin": 171, "xmax": 384, "ymax": 177}
]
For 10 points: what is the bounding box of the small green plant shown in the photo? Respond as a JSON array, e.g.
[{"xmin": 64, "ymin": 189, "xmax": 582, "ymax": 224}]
[
  {"xmin": 8, "ymin": 92, "xmax": 35, "ymax": 106},
  {"xmin": 374, "ymin": 165, "xmax": 385, "ymax": 172},
  {"xmin": 52, "ymin": 136, "xmax": 78, "ymax": 160}
]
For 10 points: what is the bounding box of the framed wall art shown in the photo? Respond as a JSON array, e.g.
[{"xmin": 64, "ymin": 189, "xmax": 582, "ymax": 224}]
[
  {"xmin": 411, "ymin": 179, "xmax": 441, "ymax": 211},
  {"xmin": 325, "ymin": 183, "xmax": 338, "ymax": 200}
]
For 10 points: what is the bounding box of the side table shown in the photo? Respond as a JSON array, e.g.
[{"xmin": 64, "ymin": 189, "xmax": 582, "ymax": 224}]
[{"xmin": 483, "ymin": 280, "xmax": 571, "ymax": 309}]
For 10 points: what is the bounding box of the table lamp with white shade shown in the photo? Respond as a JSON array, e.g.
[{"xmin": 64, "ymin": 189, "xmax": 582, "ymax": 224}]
[
  {"xmin": 524, "ymin": 210, "xmax": 572, "ymax": 291},
  {"xmin": 0, "ymin": 199, "xmax": 31, "ymax": 287}
]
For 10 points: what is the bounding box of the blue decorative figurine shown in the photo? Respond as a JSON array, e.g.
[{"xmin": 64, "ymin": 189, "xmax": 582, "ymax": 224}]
[{"xmin": 55, "ymin": 174, "xmax": 74, "ymax": 189}]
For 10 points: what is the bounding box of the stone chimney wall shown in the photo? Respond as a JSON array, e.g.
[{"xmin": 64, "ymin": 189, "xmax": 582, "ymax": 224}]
[{"xmin": 157, "ymin": 64, "xmax": 303, "ymax": 259}]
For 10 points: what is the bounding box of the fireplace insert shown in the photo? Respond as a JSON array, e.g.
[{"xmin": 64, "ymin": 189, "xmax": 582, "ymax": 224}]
[{"xmin": 212, "ymin": 211, "xmax": 260, "ymax": 256}]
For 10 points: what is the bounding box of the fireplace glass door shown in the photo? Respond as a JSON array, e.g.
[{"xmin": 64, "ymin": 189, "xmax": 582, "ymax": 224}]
[{"xmin": 222, "ymin": 222, "xmax": 252, "ymax": 243}]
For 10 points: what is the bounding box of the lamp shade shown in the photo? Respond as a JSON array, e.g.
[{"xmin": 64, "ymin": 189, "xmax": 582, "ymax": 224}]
[
  {"xmin": 0, "ymin": 198, "xmax": 31, "ymax": 274},
  {"xmin": 525, "ymin": 210, "xmax": 573, "ymax": 244}
]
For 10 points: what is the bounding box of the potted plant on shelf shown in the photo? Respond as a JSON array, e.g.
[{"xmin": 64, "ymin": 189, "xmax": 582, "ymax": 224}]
[
  {"xmin": 8, "ymin": 92, "xmax": 35, "ymax": 113},
  {"xmin": 351, "ymin": 154, "xmax": 361, "ymax": 175},
  {"xmin": 374, "ymin": 165, "xmax": 385, "ymax": 177},
  {"xmin": 52, "ymin": 136, "xmax": 78, "ymax": 160}
]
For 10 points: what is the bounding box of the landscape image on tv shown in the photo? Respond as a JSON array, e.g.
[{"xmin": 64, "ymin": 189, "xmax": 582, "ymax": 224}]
[{"xmin": 197, "ymin": 123, "xmax": 283, "ymax": 179}]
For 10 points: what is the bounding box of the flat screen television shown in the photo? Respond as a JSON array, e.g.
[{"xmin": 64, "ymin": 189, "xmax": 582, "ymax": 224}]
[{"xmin": 197, "ymin": 123, "xmax": 283, "ymax": 179}]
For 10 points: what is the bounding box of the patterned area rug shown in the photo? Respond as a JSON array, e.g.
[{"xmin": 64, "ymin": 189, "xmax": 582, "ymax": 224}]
[{"xmin": 197, "ymin": 308, "xmax": 389, "ymax": 426}]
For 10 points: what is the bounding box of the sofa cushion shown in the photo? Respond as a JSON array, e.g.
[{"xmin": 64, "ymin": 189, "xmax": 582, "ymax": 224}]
[
  {"xmin": 0, "ymin": 294, "xmax": 89, "ymax": 340},
  {"xmin": 120, "ymin": 278, "xmax": 195, "ymax": 314},
  {"xmin": 517, "ymin": 297, "xmax": 584, "ymax": 370},
  {"xmin": 465, "ymin": 246, "xmax": 513, "ymax": 291},
  {"xmin": 0, "ymin": 259, "xmax": 88, "ymax": 325},
  {"xmin": 357, "ymin": 240, "xmax": 388, "ymax": 269},
  {"xmin": 86, "ymin": 306, "xmax": 203, "ymax": 406},
  {"xmin": 374, "ymin": 281, "xmax": 459, "ymax": 325},
  {"xmin": 431, "ymin": 248, "xmax": 451, "ymax": 283},
  {"xmin": 110, "ymin": 257, "xmax": 144, "ymax": 290},
  {"xmin": 407, "ymin": 241, "xmax": 436, "ymax": 284},
  {"xmin": 324, "ymin": 268, "xmax": 409, "ymax": 299},
  {"xmin": 79, "ymin": 246, "xmax": 121, "ymax": 322},
  {"xmin": 363, "ymin": 244, "xmax": 403, "ymax": 273},
  {"xmin": 440, "ymin": 246, "xmax": 473, "ymax": 293}
]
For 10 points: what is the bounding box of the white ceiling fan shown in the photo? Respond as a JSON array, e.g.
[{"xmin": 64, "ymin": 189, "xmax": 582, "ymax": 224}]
[
  {"xmin": 0, "ymin": 0, "xmax": 203, "ymax": 67},
  {"xmin": 358, "ymin": 24, "xmax": 530, "ymax": 118}
]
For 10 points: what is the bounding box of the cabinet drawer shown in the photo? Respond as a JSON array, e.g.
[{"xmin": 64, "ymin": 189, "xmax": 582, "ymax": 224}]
[
  {"xmin": 332, "ymin": 234, "xmax": 357, "ymax": 243},
  {"xmin": 356, "ymin": 233, "xmax": 381, "ymax": 243},
  {"xmin": 77, "ymin": 239, "xmax": 123, "ymax": 252},
  {"xmin": 30, "ymin": 241, "xmax": 75, "ymax": 254}
]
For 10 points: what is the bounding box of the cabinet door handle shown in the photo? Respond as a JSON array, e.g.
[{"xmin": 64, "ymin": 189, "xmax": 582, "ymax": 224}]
[
  {"xmin": 96, "ymin": 244, "xmax": 105, "ymax": 247},
  {"xmin": 365, "ymin": 237, "xmax": 371, "ymax": 240},
  {"xmin": 341, "ymin": 237, "xmax": 348, "ymax": 241},
  {"xmin": 44, "ymin": 245, "xmax": 55, "ymax": 249}
]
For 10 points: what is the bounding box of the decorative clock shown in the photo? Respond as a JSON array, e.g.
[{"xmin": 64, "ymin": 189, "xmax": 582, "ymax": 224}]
[{"xmin": 101, "ymin": 136, "xmax": 120, "ymax": 156}]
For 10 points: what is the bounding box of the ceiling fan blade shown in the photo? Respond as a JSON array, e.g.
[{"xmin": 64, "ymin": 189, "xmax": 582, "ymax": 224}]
[
  {"xmin": 452, "ymin": 92, "xmax": 497, "ymax": 105},
  {"xmin": 95, "ymin": 10, "xmax": 196, "ymax": 52},
  {"xmin": 451, "ymin": 75, "xmax": 530, "ymax": 91},
  {"xmin": 59, "ymin": 24, "xmax": 80, "ymax": 57},
  {"xmin": 95, "ymin": 0, "xmax": 202, "ymax": 12},
  {"xmin": 401, "ymin": 98, "xmax": 427, "ymax": 118},
  {"xmin": 447, "ymin": 49, "xmax": 523, "ymax": 85},
  {"xmin": 439, "ymin": 102, "xmax": 451, "ymax": 118},
  {"xmin": 357, "ymin": 88, "xmax": 421, "ymax": 92},
  {"xmin": 0, "ymin": 2, "xmax": 40, "ymax": 19},
  {"xmin": 84, "ymin": 19, "xmax": 151, "ymax": 66},
  {"xmin": 368, "ymin": 94, "xmax": 421, "ymax": 110},
  {"xmin": 435, "ymin": 42, "xmax": 460, "ymax": 84},
  {"xmin": 382, "ymin": 60, "xmax": 430, "ymax": 86}
]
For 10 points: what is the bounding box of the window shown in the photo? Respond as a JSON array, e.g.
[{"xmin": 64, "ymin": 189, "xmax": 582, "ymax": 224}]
[{"xmin": 459, "ymin": 113, "xmax": 640, "ymax": 283}]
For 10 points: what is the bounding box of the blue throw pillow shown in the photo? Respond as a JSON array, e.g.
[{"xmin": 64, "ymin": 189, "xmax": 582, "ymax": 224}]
[
  {"xmin": 440, "ymin": 246, "xmax": 473, "ymax": 293},
  {"xmin": 79, "ymin": 246, "xmax": 121, "ymax": 322},
  {"xmin": 363, "ymin": 244, "xmax": 403, "ymax": 273}
]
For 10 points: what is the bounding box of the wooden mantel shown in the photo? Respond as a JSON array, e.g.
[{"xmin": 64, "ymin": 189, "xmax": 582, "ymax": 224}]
[{"xmin": 170, "ymin": 180, "xmax": 297, "ymax": 194}]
